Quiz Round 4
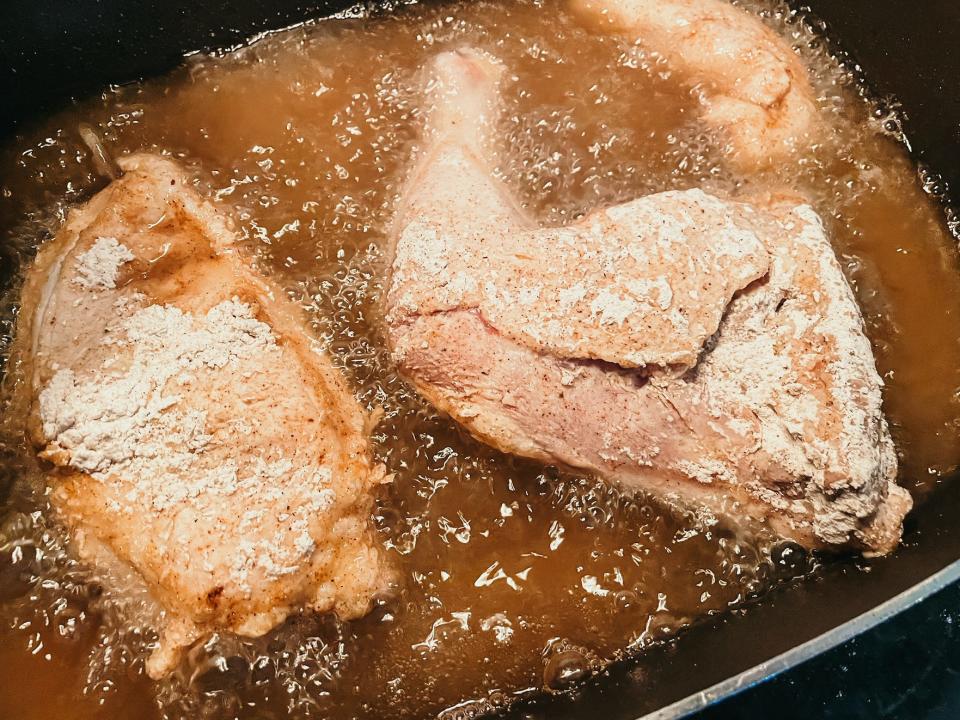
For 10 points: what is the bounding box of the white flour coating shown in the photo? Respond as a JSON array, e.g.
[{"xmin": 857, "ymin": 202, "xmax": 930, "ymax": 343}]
[
  {"xmin": 389, "ymin": 185, "xmax": 771, "ymax": 371},
  {"xmin": 651, "ymin": 204, "xmax": 895, "ymax": 542},
  {"xmin": 40, "ymin": 298, "xmax": 276, "ymax": 475},
  {"xmin": 73, "ymin": 236, "xmax": 135, "ymax": 289},
  {"xmin": 38, "ymin": 298, "xmax": 339, "ymax": 584}
]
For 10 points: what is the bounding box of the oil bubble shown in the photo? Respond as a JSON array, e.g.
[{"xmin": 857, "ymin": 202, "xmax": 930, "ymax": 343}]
[
  {"xmin": 0, "ymin": 541, "xmax": 38, "ymax": 602},
  {"xmin": 187, "ymin": 636, "xmax": 251, "ymax": 694},
  {"xmin": 542, "ymin": 640, "xmax": 597, "ymax": 692},
  {"xmin": 543, "ymin": 648, "xmax": 591, "ymax": 691},
  {"xmin": 770, "ymin": 540, "xmax": 809, "ymax": 579}
]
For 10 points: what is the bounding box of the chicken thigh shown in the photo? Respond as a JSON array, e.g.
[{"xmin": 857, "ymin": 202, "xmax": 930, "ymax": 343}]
[
  {"xmin": 570, "ymin": 0, "xmax": 819, "ymax": 168},
  {"xmin": 384, "ymin": 49, "xmax": 910, "ymax": 556},
  {"xmin": 15, "ymin": 154, "xmax": 390, "ymax": 677}
]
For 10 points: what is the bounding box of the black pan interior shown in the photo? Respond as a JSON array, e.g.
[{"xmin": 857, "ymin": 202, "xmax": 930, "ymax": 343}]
[{"xmin": 1, "ymin": 1, "xmax": 959, "ymax": 718}]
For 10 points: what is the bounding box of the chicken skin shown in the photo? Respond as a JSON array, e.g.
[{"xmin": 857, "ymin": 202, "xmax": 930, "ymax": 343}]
[
  {"xmin": 570, "ymin": 0, "xmax": 819, "ymax": 168},
  {"xmin": 384, "ymin": 49, "xmax": 910, "ymax": 556},
  {"xmin": 15, "ymin": 154, "xmax": 390, "ymax": 677}
]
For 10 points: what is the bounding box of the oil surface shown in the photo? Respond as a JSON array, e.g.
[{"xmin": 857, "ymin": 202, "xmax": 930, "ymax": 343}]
[{"xmin": 1, "ymin": 1, "xmax": 960, "ymax": 719}]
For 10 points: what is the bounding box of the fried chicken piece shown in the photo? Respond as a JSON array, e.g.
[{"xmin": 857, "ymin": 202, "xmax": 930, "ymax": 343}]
[
  {"xmin": 570, "ymin": 0, "xmax": 819, "ymax": 168},
  {"xmin": 384, "ymin": 49, "xmax": 909, "ymax": 555},
  {"xmin": 16, "ymin": 154, "xmax": 390, "ymax": 677}
]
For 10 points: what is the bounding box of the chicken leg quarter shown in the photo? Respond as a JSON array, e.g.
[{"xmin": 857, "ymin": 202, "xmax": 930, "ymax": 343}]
[{"xmin": 384, "ymin": 49, "xmax": 910, "ymax": 556}]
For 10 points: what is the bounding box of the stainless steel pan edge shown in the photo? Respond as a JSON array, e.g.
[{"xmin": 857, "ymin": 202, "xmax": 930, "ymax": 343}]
[{"xmin": 655, "ymin": 559, "xmax": 960, "ymax": 719}]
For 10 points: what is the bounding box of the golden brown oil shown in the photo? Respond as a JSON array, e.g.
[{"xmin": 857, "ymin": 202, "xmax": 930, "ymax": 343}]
[{"xmin": 1, "ymin": 1, "xmax": 960, "ymax": 719}]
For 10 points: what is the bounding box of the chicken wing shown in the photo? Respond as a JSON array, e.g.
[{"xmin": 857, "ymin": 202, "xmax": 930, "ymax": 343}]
[{"xmin": 570, "ymin": 0, "xmax": 819, "ymax": 168}]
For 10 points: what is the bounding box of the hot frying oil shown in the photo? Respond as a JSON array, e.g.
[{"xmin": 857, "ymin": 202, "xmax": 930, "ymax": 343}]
[{"xmin": 1, "ymin": 1, "xmax": 960, "ymax": 718}]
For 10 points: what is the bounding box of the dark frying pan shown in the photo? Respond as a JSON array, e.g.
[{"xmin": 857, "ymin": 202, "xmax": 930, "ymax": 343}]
[{"xmin": 1, "ymin": 1, "xmax": 959, "ymax": 718}]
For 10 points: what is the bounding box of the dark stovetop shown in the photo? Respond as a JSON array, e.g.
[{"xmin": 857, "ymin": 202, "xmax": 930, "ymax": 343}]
[{"xmin": 692, "ymin": 578, "xmax": 960, "ymax": 720}]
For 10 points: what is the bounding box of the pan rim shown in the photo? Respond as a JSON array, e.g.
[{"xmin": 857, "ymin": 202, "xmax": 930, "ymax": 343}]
[{"xmin": 643, "ymin": 558, "xmax": 960, "ymax": 719}]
